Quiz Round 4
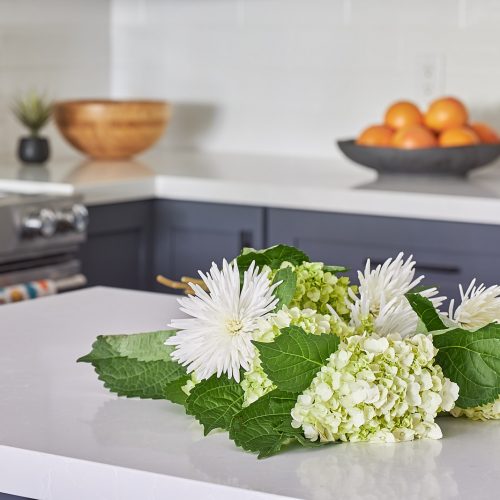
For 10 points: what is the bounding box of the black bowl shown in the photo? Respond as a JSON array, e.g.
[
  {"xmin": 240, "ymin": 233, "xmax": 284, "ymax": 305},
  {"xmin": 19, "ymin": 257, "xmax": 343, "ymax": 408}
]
[{"xmin": 337, "ymin": 139, "xmax": 500, "ymax": 177}]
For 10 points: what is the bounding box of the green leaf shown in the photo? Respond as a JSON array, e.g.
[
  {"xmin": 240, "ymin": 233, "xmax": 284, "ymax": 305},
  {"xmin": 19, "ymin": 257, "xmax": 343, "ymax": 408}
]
[
  {"xmin": 229, "ymin": 390, "xmax": 298, "ymax": 458},
  {"xmin": 406, "ymin": 293, "xmax": 446, "ymax": 332},
  {"xmin": 272, "ymin": 267, "xmax": 297, "ymax": 310},
  {"xmin": 254, "ymin": 326, "xmax": 340, "ymax": 393},
  {"xmin": 78, "ymin": 330, "xmax": 178, "ymax": 363},
  {"xmin": 274, "ymin": 421, "xmax": 330, "ymax": 448},
  {"xmin": 78, "ymin": 330, "xmax": 187, "ymax": 400},
  {"xmin": 164, "ymin": 375, "xmax": 191, "ymax": 405},
  {"xmin": 186, "ymin": 374, "xmax": 244, "ymax": 435},
  {"xmin": 433, "ymin": 324, "xmax": 500, "ymax": 408},
  {"xmin": 237, "ymin": 244, "xmax": 310, "ymax": 274},
  {"xmin": 87, "ymin": 357, "xmax": 186, "ymax": 399},
  {"xmin": 323, "ymin": 265, "xmax": 348, "ymax": 274}
]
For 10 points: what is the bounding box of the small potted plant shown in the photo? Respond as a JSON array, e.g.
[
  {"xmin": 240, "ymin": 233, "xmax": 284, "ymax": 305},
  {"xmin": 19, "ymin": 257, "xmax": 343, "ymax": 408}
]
[{"xmin": 12, "ymin": 91, "xmax": 52, "ymax": 164}]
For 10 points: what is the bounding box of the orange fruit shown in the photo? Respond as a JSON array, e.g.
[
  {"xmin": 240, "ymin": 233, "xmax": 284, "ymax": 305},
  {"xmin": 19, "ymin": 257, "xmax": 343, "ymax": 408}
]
[
  {"xmin": 384, "ymin": 101, "xmax": 423, "ymax": 130},
  {"xmin": 424, "ymin": 97, "xmax": 468, "ymax": 132},
  {"xmin": 469, "ymin": 122, "xmax": 500, "ymax": 144},
  {"xmin": 392, "ymin": 125, "xmax": 438, "ymax": 149},
  {"xmin": 356, "ymin": 125, "xmax": 393, "ymax": 147},
  {"xmin": 439, "ymin": 127, "xmax": 480, "ymax": 147}
]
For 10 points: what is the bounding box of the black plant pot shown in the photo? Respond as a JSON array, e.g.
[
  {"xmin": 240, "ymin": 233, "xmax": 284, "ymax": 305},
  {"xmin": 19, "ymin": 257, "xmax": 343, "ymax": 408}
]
[{"xmin": 18, "ymin": 136, "xmax": 50, "ymax": 164}]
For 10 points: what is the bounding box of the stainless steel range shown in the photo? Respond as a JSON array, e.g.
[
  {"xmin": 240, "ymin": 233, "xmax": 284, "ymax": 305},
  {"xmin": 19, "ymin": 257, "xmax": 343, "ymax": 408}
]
[{"xmin": 0, "ymin": 192, "xmax": 89, "ymax": 301}]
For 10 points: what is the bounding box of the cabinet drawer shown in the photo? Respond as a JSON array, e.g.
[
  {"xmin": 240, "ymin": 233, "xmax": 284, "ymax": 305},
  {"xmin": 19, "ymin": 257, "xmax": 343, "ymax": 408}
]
[{"xmin": 154, "ymin": 200, "xmax": 265, "ymax": 292}]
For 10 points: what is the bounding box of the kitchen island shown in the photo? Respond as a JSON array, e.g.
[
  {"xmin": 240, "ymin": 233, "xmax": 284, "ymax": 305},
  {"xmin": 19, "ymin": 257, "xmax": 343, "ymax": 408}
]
[{"xmin": 1, "ymin": 287, "xmax": 499, "ymax": 500}]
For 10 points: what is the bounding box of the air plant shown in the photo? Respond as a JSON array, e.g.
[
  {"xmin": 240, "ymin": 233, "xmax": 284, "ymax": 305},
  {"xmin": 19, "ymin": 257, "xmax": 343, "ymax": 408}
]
[{"xmin": 12, "ymin": 91, "xmax": 52, "ymax": 137}]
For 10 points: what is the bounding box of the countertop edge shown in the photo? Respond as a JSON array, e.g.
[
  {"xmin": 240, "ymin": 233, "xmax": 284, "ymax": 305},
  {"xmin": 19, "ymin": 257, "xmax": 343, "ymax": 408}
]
[
  {"xmin": 3, "ymin": 166, "xmax": 500, "ymax": 225},
  {"xmin": 0, "ymin": 445, "xmax": 299, "ymax": 500},
  {"xmin": 152, "ymin": 175, "xmax": 500, "ymax": 225}
]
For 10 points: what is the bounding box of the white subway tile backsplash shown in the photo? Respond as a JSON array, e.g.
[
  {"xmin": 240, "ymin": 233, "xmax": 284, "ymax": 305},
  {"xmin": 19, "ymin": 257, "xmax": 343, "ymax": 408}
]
[
  {"xmin": 0, "ymin": 0, "xmax": 109, "ymax": 27},
  {"xmin": 109, "ymin": 0, "xmax": 500, "ymax": 157},
  {"xmin": 239, "ymin": 0, "xmax": 344, "ymax": 29},
  {"xmin": 0, "ymin": 0, "xmax": 110, "ymax": 159},
  {"xmin": 1, "ymin": 0, "xmax": 500, "ymax": 159},
  {"xmin": 112, "ymin": 0, "xmax": 243, "ymax": 28},
  {"xmin": 0, "ymin": 28, "xmax": 109, "ymax": 68}
]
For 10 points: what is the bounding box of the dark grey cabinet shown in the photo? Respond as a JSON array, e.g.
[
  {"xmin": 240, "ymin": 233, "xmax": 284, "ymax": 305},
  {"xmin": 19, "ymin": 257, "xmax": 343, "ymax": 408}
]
[
  {"xmin": 78, "ymin": 199, "xmax": 500, "ymax": 302},
  {"xmin": 267, "ymin": 208, "xmax": 500, "ymax": 301},
  {"xmin": 78, "ymin": 200, "xmax": 154, "ymax": 290},
  {"xmin": 153, "ymin": 200, "xmax": 264, "ymax": 292}
]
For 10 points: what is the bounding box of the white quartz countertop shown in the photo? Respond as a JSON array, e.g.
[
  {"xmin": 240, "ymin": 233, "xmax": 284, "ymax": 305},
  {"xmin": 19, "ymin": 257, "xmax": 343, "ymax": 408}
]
[
  {"xmin": 1, "ymin": 287, "xmax": 499, "ymax": 500},
  {"xmin": 3, "ymin": 150, "xmax": 500, "ymax": 223}
]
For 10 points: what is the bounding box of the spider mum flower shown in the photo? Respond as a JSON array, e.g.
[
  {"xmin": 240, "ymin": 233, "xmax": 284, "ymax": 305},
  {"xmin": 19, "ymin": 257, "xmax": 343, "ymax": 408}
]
[
  {"xmin": 448, "ymin": 278, "xmax": 500, "ymax": 420},
  {"xmin": 291, "ymin": 333, "xmax": 459, "ymax": 443},
  {"xmin": 166, "ymin": 260, "xmax": 279, "ymax": 382},
  {"xmin": 349, "ymin": 253, "xmax": 445, "ymax": 338},
  {"xmin": 449, "ymin": 279, "xmax": 500, "ymax": 330}
]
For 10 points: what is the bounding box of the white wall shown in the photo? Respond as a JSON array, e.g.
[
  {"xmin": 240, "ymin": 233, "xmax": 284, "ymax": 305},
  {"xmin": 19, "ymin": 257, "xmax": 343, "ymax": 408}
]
[
  {"xmin": 1, "ymin": 0, "xmax": 500, "ymax": 160},
  {"xmin": 0, "ymin": 0, "xmax": 110, "ymax": 158},
  {"xmin": 111, "ymin": 0, "xmax": 500, "ymax": 159}
]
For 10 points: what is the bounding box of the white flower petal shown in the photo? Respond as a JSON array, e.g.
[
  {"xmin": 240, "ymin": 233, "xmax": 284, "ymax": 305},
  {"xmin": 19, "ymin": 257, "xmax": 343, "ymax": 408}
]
[
  {"xmin": 166, "ymin": 259, "xmax": 278, "ymax": 382},
  {"xmin": 349, "ymin": 253, "xmax": 446, "ymax": 338},
  {"xmin": 449, "ymin": 278, "xmax": 500, "ymax": 329}
]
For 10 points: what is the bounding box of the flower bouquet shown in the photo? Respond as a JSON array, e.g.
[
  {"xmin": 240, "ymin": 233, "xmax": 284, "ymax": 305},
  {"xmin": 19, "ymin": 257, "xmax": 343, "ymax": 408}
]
[{"xmin": 79, "ymin": 245, "xmax": 500, "ymax": 458}]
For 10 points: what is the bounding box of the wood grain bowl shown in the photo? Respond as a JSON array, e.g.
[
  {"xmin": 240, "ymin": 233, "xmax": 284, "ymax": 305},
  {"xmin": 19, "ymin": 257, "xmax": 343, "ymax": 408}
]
[{"xmin": 53, "ymin": 100, "xmax": 170, "ymax": 160}]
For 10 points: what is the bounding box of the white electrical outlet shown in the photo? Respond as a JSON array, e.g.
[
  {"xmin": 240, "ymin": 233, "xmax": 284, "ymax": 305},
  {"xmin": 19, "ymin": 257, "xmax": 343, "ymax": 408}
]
[{"xmin": 415, "ymin": 54, "xmax": 446, "ymax": 101}]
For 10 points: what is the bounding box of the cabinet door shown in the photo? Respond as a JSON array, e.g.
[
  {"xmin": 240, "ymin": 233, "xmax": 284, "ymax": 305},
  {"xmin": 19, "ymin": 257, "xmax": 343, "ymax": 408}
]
[
  {"xmin": 78, "ymin": 201, "xmax": 154, "ymax": 290},
  {"xmin": 267, "ymin": 208, "xmax": 500, "ymax": 301},
  {"xmin": 153, "ymin": 200, "xmax": 264, "ymax": 292}
]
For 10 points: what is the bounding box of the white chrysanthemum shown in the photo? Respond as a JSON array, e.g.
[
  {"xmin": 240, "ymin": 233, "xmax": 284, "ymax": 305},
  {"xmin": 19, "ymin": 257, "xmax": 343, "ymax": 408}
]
[
  {"xmin": 448, "ymin": 278, "xmax": 500, "ymax": 420},
  {"xmin": 347, "ymin": 295, "xmax": 419, "ymax": 338},
  {"xmin": 166, "ymin": 260, "xmax": 279, "ymax": 382},
  {"xmin": 449, "ymin": 279, "xmax": 500, "ymax": 329},
  {"xmin": 349, "ymin": 253, "xmax": 445, "ymax": 338}
]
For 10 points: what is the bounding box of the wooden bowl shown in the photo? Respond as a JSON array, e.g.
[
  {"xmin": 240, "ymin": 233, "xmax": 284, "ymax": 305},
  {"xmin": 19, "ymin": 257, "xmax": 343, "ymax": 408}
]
[
  {"xmin": 53, "ymin": 100, "xmax": 170, "ymax": 159},
  {"xmin": 337, "ymin": 139, "xmax": 500, "ymax": 177}
]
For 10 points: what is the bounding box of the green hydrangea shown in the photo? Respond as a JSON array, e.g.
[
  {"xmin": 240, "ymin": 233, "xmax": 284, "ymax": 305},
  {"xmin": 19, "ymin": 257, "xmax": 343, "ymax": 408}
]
[
  {"xmin": 253, "ymin": 305, "xmax": 353, "ymax": 342},
  {"xmin": 240, "ymin": 354, "xmax": 275, "ymax": 407},
  {"xmin": 450, "ymin": 396, "xmax": 500, "ymax": 421},
  {"xmin": 291, "ymin": 333, "xmax": 459, "ymax": 443},
  {"xmin": 271, "ymin": 261, "xmax": 353, "ymax": 317},
  {"xmin": 181, "ymin": 372, "xmax": 199, "ymax": 396},
  {"xmin": 241, "ymin": 306, "xmax": 351, "ymax": 406}
]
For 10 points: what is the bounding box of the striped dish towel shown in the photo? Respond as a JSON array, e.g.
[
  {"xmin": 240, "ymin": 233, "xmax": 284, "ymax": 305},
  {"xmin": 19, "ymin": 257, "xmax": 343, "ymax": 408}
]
[{"xmin": 0, "ymin": 279, "xmax": 57, "ymax": 304}]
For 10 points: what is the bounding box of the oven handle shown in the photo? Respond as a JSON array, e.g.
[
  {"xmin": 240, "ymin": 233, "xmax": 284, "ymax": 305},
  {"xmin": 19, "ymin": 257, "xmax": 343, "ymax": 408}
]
[{"xmin": 54, "ymin": 274, "xmax": 87, "ymax": 292}]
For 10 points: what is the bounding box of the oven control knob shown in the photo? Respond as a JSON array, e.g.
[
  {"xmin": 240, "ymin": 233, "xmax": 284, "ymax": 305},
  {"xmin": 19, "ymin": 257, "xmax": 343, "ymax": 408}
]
[
  {"xmin": 71, "ymin": 204, "xmax": 89, "ymax": 233},
  {"xmin": 22, "ymin": 208, "xmax": 57, "ymax": 238}
]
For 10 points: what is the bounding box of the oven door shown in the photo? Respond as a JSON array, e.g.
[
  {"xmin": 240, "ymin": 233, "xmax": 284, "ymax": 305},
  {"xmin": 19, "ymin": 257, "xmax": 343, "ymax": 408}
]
[
  {"xmin": 0, "ymin": 252, "xmax": 84, "ymax": 285},
  {"xmin": 0, "ymin": 253, "xmax": 87, "ymax": 304}
]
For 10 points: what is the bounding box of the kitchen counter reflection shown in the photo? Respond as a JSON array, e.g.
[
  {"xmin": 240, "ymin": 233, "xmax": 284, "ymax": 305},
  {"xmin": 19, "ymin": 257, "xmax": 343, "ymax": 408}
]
[
  {"xmin": 63, "ymin": 159, "xmax": 155, "ymax": 184},
  {"xmin": 296, "ymin": 436, "xmax": 456, "ymax": 500},
  {"xmin": 359, "ymin": 172, "xmax": 500, "ymax": 198}
]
